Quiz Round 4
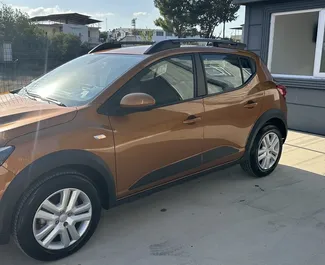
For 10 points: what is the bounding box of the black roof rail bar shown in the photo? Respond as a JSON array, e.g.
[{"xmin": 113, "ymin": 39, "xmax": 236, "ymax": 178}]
[
  {"xmin": 89, "ymin": 41, "xmax": 155, "ymax": 54},
  {"xmin": 144, "ymin": 38, "xmax": 246, "ymax": 54}
]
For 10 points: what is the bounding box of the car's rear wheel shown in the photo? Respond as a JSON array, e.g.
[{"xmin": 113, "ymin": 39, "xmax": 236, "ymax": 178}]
[
  {"xmin": 12, "ymin": 171, "xmax": 101, "ymax": 261},
  {"xmin": 241, "ymin": 125, "xmax": 283, "ymax": 177}
]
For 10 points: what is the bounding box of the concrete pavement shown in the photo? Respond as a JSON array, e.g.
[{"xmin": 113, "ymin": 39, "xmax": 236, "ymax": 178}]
[{"xmin": 1, "ymin": 130, "xmax": 325, "ymax": 265}]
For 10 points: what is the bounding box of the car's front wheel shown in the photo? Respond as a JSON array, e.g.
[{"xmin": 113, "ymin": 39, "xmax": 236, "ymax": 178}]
[
  {"xmin": 12, "ymin": 171, "xmax": 101, "ymax": 261},
  {"xmin": 241, "ymin": 125, "xmax": 283, "ymax": 177}
]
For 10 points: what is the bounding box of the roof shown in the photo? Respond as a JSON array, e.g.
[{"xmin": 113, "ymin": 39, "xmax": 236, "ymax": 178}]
[
  {"xmin": 95, "ymin": 46, "xmax": 258, "ymax": 61},
  {"xmin": 97, "ymin": 46, "xmax": 151, "ymax": 55},
  {"xmin": 230, "ymin": 26, "xmax": 243, "ymax": 30},
  {"xmin": 30, "ymin": 13, "xmax": 101, "ymax": 25}
]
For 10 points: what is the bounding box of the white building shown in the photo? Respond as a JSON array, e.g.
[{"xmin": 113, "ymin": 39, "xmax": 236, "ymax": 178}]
[
  {"xmin": 31, "ymin": 13, "xmax": 102, "ymax": 47},
  {"xmin": 110, "ymin": 28, "xmax": 177, "ymax": 42}
]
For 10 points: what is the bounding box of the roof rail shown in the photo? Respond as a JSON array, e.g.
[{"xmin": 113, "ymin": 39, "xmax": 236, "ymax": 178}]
[
  {"xmin": 88, "ymin": 41, "xmax": 155, "ymax": 54},
  {"xmin": 144, "ymin": 38, "xmax": 246, "ymax": 54}
]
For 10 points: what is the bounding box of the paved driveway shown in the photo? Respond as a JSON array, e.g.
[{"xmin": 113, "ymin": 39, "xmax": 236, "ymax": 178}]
[{"xmin": 1, "ymin": 131, "xmax": 325, "ymax": 265}]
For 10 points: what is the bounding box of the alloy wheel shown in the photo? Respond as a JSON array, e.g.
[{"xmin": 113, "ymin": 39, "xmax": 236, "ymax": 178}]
[
  {"xmin": 32, "ymin": 188, "xmax": 92, "ymax": 250},
  {"xmin": 257, "ymin": 132, "xmax": 280, "ymax": 170}
]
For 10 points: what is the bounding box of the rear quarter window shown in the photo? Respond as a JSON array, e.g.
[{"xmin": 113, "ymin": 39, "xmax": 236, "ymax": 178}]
[{"xmin": 239, "ymin": 57, "xmax": 256, "ymax": 83}]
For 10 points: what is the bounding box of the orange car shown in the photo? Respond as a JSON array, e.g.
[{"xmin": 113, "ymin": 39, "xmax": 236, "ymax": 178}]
[{"xmin": 0, "ymin": 39, "xmax": 287, "ymax": 261}]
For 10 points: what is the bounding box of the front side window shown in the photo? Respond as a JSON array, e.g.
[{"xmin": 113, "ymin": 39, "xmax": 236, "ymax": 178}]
[
  {"xmin": 113, "ymin": 55, "xmax": 195, "ymax": 107},
  {"xmin": 201, "ymin": 54, "xmax": 243, "ymax": 95},
  {"xmin": 18, "ymin": 54, "xmax": 146, "ymax": 107}
]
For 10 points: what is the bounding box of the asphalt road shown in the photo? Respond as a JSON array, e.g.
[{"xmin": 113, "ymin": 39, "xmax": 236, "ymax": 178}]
[{"xmin": 1, "ymin": 131, "xmax": 325, "ymax": 265}]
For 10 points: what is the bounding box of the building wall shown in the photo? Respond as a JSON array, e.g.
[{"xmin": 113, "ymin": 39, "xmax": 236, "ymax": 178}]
[
  {"xmin": 38, "ymin": 24, "xmax": 99, "ymax": 44},
  {"xmin": 244, "ymin": 0, "xmax": 325, "ymax": 135},
  {"xmin": 38, "ymin": 24, "xmax": 62, "ymax": 38},
  {"xmin": 88, "ymin": 27, "xmax": 100, "ymax": 44},
  {"xmin": 62, "ymin": 24, "xmax": 88, "ymax": 43}
]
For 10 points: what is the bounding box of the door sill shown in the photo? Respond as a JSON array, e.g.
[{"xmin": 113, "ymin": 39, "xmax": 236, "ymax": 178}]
[{"xmin": 113, "ymin": 158, "xmax": 243, "ymax": 207}]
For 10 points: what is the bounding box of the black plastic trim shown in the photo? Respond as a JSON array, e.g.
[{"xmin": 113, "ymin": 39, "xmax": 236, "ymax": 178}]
[
  {"xmin": 245, "ymin": 109, "xmax": 288, "ymax": 160},
  {"xmin": 129, "ymin": 146, "xmax": 239, "ymax": 190},
  {"xmin": 194, "ymin": 53, "xmax": 207, "ymax": 97},
  {"xmin": 120, "ymin": 157, "xmax": 243, "ymax": 205},
  {"xmin": 202, "ymin": 146, "xmax": 239, "ymax": 164},
  {"xmin": 144, "ymin": 38, "xmax": 246, "ymax": 54}
]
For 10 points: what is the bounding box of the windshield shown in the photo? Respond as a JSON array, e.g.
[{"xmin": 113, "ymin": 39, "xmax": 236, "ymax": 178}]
[{"xmin": 18, "ymin": 53, "xmax": 146, "ymax": 107}]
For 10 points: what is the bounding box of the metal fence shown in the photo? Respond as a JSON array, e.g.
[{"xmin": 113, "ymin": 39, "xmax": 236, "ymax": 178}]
[
  {"xmin": 0, "ymin": 42, "xmax": 89, "ymax": 94},
  {"xmin": 0, "ymin": 61, "xmax": 39, "ymax": 93}
]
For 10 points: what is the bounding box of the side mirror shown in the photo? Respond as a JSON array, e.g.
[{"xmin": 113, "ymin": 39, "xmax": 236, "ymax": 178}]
[{"xmin": 120, "ymin": 93, "xmax": 156, "ymax": 109}]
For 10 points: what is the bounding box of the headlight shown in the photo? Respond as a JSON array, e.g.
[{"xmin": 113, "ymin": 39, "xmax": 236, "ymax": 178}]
[{"xmin": 0, "ymin": 146, "xmax": 15, "ymax": 166}]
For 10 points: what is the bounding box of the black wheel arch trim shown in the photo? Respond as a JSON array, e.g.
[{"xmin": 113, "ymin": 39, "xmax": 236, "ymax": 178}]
[
  {"xmin": 0, "ymin": 149, "xmax": 116, "ymax": 244},
  {"xmin": 245, "ymin": 109, "xmax": 287, "ymax": 159}
]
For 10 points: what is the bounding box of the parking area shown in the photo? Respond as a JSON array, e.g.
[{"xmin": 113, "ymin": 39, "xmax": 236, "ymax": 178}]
[{"xmin": 1, "ymin": 131, "xmax": 325, "ymax": 265}]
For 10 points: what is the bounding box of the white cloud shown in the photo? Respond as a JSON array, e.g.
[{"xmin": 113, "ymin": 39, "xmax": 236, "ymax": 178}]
[
  {"xmin": 13, "ymin": 5, "xmax": 71, "ymax": 17},
  {"xmin": 10, "ymin": 5, "xmax": 114, "ymax": 19},
  {"xmin": 92, "ymin": 12, "xmax": 115, "ymax": 19},
  {"xmin": 133, "ymin": 12, "xmax": 148, "ymax": 17}
]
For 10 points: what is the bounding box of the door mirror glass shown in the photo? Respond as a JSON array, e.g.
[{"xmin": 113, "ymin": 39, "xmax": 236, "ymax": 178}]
[{"xmin": 120, "ymin": 93, "xmax": 156, "ymax": 109}]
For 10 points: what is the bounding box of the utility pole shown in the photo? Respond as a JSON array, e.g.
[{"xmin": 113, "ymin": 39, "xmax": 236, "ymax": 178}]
[
  {"xmin": 131, "ymin": 18, "xmax": 137, "ymax": 35},
  {"xmin": 44, "ymin": 35, "xmax": 49, "ymax": 74},
  {"xmin": 223, "ymin": 21, "xmax": 226, "ymax": 39}
]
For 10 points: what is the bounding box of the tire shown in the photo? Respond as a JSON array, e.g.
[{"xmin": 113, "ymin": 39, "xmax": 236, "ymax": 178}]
[
  {"xmin": 241, "ymin": 125, "xmax": 283, "ymax": 178},
  {"xmin": 12, "ymin": 171, "xmax": 102, "ymax": 261}
]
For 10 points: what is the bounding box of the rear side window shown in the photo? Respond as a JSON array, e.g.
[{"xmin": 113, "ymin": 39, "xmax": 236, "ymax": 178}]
[
  {"xmin": 201, "ymin": 54, "xmax": 243, "ymax": 95},
  {"xmin": 240, "ymin": 57, "xmax": 256, "ymax": 83},
  {"xmin": 201, "ymin": 54, "xmax": 256, "ymax": 95}
]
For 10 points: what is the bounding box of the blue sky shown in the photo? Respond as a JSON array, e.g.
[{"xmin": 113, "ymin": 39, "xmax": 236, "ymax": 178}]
[{"xmin": 4, "ymin": 0, "xmax": 245, "ymax": 36}]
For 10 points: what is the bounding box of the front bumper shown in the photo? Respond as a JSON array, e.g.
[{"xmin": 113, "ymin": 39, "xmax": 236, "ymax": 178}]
[{"xmin": 0, "ymin": 166, "xmax": 16, "ymax": 244}]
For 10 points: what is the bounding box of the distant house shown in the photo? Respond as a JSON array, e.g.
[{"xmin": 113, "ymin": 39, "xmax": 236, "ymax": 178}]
[
  {"xmin": 30, "ymin": 13, "xmax": 102, "ymax": 47},
  {"xmin": 230, "ymin": 25, "xmax": 244, "ymax": 42},
  {"xmin": 110, "ymin": 28, "xmax": 177, "ymax": 42},
  {"xmin": 0, "ymin": 43, "xmax": 13, "ymax": 62},
  {"xmin": 109, "ymin": 27, "xmax": 203, "ymax": 43}
]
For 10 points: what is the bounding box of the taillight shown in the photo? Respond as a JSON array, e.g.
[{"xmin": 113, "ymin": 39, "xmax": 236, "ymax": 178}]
[{"xmin": 276, "ymin": 84, "xmax": 287, "ymax": 99}]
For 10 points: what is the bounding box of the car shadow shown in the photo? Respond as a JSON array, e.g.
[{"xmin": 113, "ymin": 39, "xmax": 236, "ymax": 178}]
[{"xmin": 0, "ymin": 163, "xmax": 324, "ymax": 265}]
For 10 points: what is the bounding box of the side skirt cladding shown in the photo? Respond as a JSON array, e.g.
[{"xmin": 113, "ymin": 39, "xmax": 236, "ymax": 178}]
[{"xmin": 129, "ymin": 146, "xmax": 239, "ymax": 190}]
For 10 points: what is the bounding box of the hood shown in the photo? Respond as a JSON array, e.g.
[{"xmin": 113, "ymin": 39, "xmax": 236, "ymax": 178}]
[{"xmin": 0, "ymin": 93, "xmax": 77, "ymax": 146}]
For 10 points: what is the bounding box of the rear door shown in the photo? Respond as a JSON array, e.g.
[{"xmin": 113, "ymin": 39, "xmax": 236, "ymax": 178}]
[{"xmin": 199, "ymin": 53, "xmax": 264, "ymax": 167}]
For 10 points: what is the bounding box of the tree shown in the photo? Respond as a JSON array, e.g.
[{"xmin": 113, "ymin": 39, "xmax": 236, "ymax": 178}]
[
  {"xmin": 194, "ymin": 0, "xmax": 222, "ymax": 38},
  {"xmin": 154, "ymin": 0, "xmax": 196, "ymax": 37},
  {"xmin": 48, "ymin": 33, "xmax": 82, "ymax": 67},
  {"xmin": 218, "ymin": 0, "xmax": 240, "ymax": 38},
  {"xmin": 140, "ymin": 29, "xmax": 154, "ymax": 42},
  {"xmin": 0, "ymin": 4, "xmax": 46, "ymax": 62},
  {"xmin": 99, "ymin": 31, "xmax": 108, "ymax": 42},
  {"xmin": 154, "ymin": 17, "xmax": 174, "ymax": 34}
]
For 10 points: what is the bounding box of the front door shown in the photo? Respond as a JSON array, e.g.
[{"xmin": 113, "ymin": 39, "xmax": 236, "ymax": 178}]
[
  {"xmin": 199, "ymin": 53, "xmax": 264, "ymax": 167},
  {"xmin": 108, "ymin": 54, "xmax": 204, "ymax": 198}
]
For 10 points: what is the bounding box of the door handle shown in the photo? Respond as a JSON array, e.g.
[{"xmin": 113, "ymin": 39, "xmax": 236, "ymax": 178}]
[
  {"xmin": 244, "ymin": 100, "xmax": 258, "ymax": 109},
  {"xmin": 183, "ymin": 115, "xmax": 201, "ymax": 124}
]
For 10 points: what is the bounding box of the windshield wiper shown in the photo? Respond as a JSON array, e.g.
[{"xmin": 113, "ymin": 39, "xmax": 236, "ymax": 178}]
[{"xmin": 25, "ymin": 90, "xmax": 67, "ymax": 107}]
